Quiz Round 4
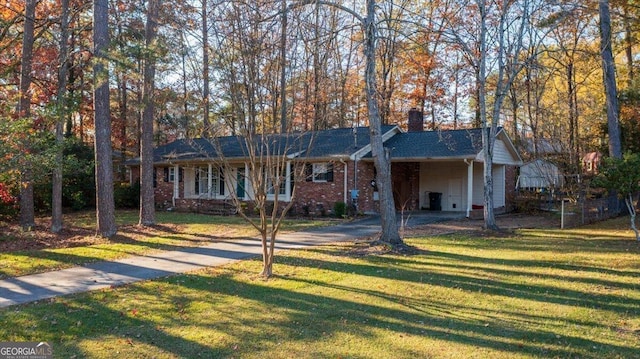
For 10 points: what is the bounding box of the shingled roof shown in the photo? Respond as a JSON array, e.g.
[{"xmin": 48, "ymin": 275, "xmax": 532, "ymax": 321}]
[
  {"xmin": 126, "ymin": 125, "xmax": 518, "ymax": 166},
  {"xmin": 132, "ymin": 125, "xmax": 398, "ymax": 165},
  {"xmin": 304, "ymin": 125, "xmax": 397, "ymax": 158},
  {"xmin": 380, "ymin": 128, "xmax": 485, "ymax": 160}
]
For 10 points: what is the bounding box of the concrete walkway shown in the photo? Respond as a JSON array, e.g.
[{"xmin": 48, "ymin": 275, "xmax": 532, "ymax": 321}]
[{"xmin": 0, "ymin": 212, "xmax": 462, "ymax": 308}]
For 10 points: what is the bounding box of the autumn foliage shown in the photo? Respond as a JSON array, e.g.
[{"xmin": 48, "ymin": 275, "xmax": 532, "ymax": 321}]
[{"xmin": 0, "ymin": 182, "xmax": 18, "ymax": 218}]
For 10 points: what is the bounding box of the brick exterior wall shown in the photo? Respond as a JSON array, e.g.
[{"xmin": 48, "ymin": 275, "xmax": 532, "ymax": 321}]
[
  {"xmin": 130, "ymin": 166, "xmax": 182, "ymax": 209},
  {"xmin": 155, "ymin": 171, "xmax": 174, "ymax": 208},
  {"xmin": 291, "ymin": 161, "xmax": 379, "ymax": 215},
  {"xmin": 133, "ymin": 162, "xmax": 381, "ymax": 216},
  {"xmin": 134, "ymin": 161, "xmax": 515, "ymax": 215},
  {"xmin": 504, "ymin": 164, "xmax": 517, "ymax": 211},
  {"xmin": 391, "ymin": 162, "xmax": 420, "ymax": 210}
]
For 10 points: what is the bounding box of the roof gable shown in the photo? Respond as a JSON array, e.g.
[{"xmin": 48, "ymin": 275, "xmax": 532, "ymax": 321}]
[{"xmin": 371, "ymin": 127, "xmax": 522, "ymax": 164}]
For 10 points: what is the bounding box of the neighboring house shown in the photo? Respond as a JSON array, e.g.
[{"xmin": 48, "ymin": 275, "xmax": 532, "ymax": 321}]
[
  {"xmin": 517, "ymin": 159, "xmax": 564, "ymax": 190},
  {"xmin": 582, "ymin": 151, "xmax": 601, "ymax": 175},
  {"xmin": 127, "ymin": 110, "xmax": 522, "ymax": 217}
]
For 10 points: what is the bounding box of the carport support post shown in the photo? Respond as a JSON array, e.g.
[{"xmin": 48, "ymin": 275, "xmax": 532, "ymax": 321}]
[{"xmin": 466, "ymin": 159, "xmax": 473, "ymax": 217}]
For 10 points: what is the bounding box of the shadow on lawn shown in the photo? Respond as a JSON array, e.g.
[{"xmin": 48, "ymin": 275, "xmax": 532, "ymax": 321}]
[
  {"xmin": 278, "ymin": 252, "xmax": 640, "ymax": 315},
  {"xmin": 4, "ymin": 251, "xmax": 639, "ymax": 358},
  {"xmin": 82, "ymin": 266, "xmax": 636, "ymax": 358},
  {"xmin": 429, "ymin": 231, "xmax": 640, "ymax": 254},
  {"xmin": 0, "ymin": 231, "xmax": 256, "ymax": 280}
]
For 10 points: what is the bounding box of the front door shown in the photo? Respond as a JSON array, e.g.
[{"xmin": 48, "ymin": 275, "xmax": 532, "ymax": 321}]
[
  {"xmin": 236, "ymin": 167, "xmax": 246, "ymax": 199},
  {"xmin": 448, "ymin": 178, "xmax": 463, "ymax": 211}
]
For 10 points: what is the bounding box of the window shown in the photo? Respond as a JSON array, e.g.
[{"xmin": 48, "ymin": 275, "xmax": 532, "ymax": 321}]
[
  {"xmin": 193, "ymin": 166, "xmax": 224, "ymax": 197},
  {"xmin": 195, "ymin": 167, "xmax": 208, "ymax": 195},
  {"xmin": 164, "ymin": 167, "xmax": 182, "ymax": 182},
  {"xmin": 266, "ymin": 166, "xmax": 286, "ymax": 195},
  {"xmin": 212, "ymin": 168, "xmax": 225, "ymax": 196},
  {"xmin": 309, "ymin": 163, "xmax": 333, "ymax": 182}
]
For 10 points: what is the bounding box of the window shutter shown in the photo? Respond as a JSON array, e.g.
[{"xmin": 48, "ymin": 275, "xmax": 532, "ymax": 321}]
[
  {"xmin": 164, "ymin": 167, "xmax": 169, "ymax": 182},
  {"xmin": 153, "ymin": 169, "xmax": 157, "ymax": 188},
  {"xmin": 326, "ymin": 163, "xmax": 334, "ymax": 182},
  {"xmin": 305, "ymin": 163, "xmax": 312, "ymax": 182},
  {"xmin": 179, "ymin": 168, "xmax": 183, "ymax": 182},
  {"xmin": 219, "ymin": 168, "xmax": 225, "ymax": 195}
]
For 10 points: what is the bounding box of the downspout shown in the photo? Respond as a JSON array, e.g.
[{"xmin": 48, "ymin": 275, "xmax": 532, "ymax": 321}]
[
  {"xmin": 339, "ymin": 158, "xmax": 348, "ymax": 204},
  {"xmin": 464, "ymin": 159, "xmax": 473, "ymax": 218}
]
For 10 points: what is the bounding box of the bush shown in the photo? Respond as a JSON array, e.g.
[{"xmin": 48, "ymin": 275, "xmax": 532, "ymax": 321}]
[
  {"xmin": 31, "ymin": 137, "xmax": 96, "ymax": 212},
  {"xmin": 69, "ymin": 191, "xmax": 87, "ymax": 211},
  {"xmin": 114, "ymin": 182, "xmax": 140, "ymax": 209},
  {"xmin": 333, "ymin": 201, "xmax": 347, "ymax": 218},
  {"xmin": 0, "ymin": 182, "xmax": 18, "ymax": 219}
]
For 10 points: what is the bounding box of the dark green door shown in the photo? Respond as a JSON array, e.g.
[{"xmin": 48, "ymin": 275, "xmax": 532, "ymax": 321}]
[{"xmin": 236, "ymin": 167, "xmax": 246, "ymax": 198}]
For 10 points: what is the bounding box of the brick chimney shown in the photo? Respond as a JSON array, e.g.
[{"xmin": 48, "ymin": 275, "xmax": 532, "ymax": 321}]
[{"xmin": 407, "ymin": 108, "xmax": 424, "ymax": 132}]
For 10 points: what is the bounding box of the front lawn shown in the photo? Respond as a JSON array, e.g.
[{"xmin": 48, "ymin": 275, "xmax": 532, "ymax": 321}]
[
  {"xmin": 0, "ymin": 211, "xmax": 331, "ymax": 279},
  {"xmin": 1, "ymin": 217, "xmax": 638, "ymax": 358}
]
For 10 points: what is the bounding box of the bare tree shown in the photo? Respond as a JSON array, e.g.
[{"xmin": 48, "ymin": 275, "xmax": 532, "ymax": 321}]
[
  {"xmin": 285, "ymin": 0, "xmax": 403, "ymax": 245},
  {"xmin": 363, "ymin": 0, "xmax": 401, "ymax": 244},
  {"xmin": 440, "ymin": 0, "xmax": 565, "ymax": 229},
  {"xmin": 214, "ymin": 131, "xmax": 310, "ymax": 277},
  {"xmin": 93, "ymin": 0, "xmax": 117, "ymax": 237}
]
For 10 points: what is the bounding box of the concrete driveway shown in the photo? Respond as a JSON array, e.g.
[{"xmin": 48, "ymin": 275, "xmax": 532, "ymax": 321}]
[{"xmin": 0, "ymin": 211, "xmax": 462, "ymax": 308}]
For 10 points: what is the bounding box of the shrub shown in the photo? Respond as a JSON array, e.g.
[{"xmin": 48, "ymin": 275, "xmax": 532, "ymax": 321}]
[
  {"xmin": 31, "ymin": 137, "xmax": 96, "ymax": 212},
  {"xmin": 333, "ymin": 201, "xmax": 347, "ymax": 218},
  {"xmin": 114, "ymin": 181, "xmax": 140, "ymax": 209},
  {"xmin": 0, "ymin": 182, "xmax": 18, "ymax": 219},
  {"xmin": 69, "ymin": 191, "xmax": 87, "ymax": 211}
]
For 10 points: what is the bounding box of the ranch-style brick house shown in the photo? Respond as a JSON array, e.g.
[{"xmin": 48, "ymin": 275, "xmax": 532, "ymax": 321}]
[{"xmin": 128, "ymin": 110, "xmax": 523, "ymax": 217}]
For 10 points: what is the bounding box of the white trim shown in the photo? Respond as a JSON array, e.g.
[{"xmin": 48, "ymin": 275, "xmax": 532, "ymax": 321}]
[
  {"xmin": 350, "ymin": 126, "xmax": 401, "ymax": 161},
  {"xmin": 496, "ymin": 128, "xmax": 523, "ymax": 164},
  {"xmin": 312, "ymin": 163, "xmax": 330, "ymax": 182},
  {"xmin": 285, "ymin": 160, "xmax": 291, "ymax": 199},
  {"xmin": 207, "ymin": 164, "xmax": 213, "ymax": 199}
]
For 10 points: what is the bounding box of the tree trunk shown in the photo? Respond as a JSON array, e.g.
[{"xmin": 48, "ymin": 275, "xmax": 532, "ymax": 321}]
[
  {"xmin": 623, "ymin": 4, "xmax": 634, "ymax": 86},
  {"xmin": 625, "ymin": 196, "xmax": 639, "ymax": 241},
  {"xmin": 260, "ymin": 229, "xmax": 277, "ymax": 278},
  {"xmin": 477, "ymin": 0, "xmax": 498, "ymax": 230},
  {"xmin": 279, "ymin": 0, "xmax": 288, "ymax": 133},
  {"xmin": 599, "ymin": 0, "xmax": 623, "ymax": 215},
  {"xmin": 139, "ymin": 0, "xmax": 159, "ymax": 226},
  {"xmin": 364, "ymin": 0, "xmax": 401, "ymax": 245},
  {"xmin": 117, "ymin": 20, "xmax": 128, "ymax": 182},
  {"xmin": 18, "ymin": 0, "xmax": 36, "ymax": 231},
  {"xmin": 93, "ymin": 0, "xmax": 117, "ymax": 238},
  {"xmin": 52, "ymin": 0, "xmax": 71, "ymax": 233},
  {"xmin": 599, "ymin": 0, "xmax": 622, "ymax": 160},
  {"xmin": 202, "ymin": 0, "xmax": 211, "ymax": 137}
]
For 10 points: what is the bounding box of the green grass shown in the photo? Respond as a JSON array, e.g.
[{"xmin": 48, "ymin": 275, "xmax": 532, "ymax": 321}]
[
  {"xmin": 0, "ymin": 211, "xmax": 331, "ymax": 279},
  {"xmin": 1, "ymin": 217, "xmax": 639, "ymax": 358}
]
